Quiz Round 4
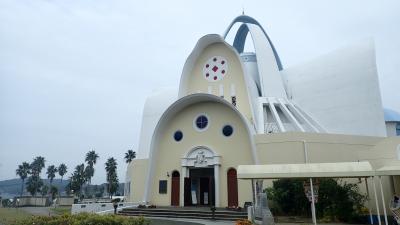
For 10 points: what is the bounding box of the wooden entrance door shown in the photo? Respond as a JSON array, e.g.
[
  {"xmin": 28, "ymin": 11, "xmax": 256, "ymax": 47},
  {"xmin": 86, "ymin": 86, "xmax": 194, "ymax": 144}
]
[
  {"xmin": 171, "ymin": 171, "xmax": 180, "ymax": 206},
  {"xmin": 227, "ymin": 168, "xmax": 238, "ymax": 207},
  {"xmin": 184, "ymin": 177, "xmax": 191, "ymax": 206}
]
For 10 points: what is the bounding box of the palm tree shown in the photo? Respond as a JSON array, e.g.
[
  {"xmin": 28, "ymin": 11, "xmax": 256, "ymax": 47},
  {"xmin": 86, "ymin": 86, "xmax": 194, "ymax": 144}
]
[
  {"xmin": 124, "ymin": 150, "xmax": 136, "ymax": 163},
  {"xmin": 84, "ymin": 166, "xmax": 94, "ymax": 184},
  {"xmin": 85, "ymin": 150, "xmax": 99, "ymax": 167},
  {"xmin": 31, "ymin": 156, "xmax": 45, "ymax": 176},
  {"xmin": 69, "ymin": 164, "xmax": 86, "ymax": 197},
  {"xmin": 85, "ymin": 150, "xmax": 99, "ymax": 184},
  {"xmin": 16, "ymin": 162, "xmax": 31, "ymax": 196},
  {"xmin": 58, "ymin": 164, "xmax": 67, "ymax": 183},
  {"xmin": 46, "ymin": 165, "xmax": 58, "ymax": 184},
  {"xmin": 105, "ymin": 157, "xmax": 118, "ymax": 198}
]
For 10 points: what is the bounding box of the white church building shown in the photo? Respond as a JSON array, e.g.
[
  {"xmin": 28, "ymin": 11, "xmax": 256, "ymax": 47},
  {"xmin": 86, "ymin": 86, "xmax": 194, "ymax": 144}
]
[{"xmin": 125, "ymin": 15, "xmax": 400, "ymax": 210}]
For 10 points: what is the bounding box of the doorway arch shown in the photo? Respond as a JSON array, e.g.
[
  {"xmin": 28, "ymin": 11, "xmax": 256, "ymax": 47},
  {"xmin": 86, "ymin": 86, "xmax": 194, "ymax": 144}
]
[
  {"xmin": 171, "ymin": 171, "xmax": 180, "ymax": 206},
  {"xmin": 227, "ymin": 168, "xmax": 238, "ymax": 207}
]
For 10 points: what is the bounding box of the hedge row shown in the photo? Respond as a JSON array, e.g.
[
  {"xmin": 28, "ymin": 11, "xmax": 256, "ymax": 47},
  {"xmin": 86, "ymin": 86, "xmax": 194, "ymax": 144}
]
[{"xmin": 13, "ymin": 213, "xmax": 150, "ymax": 225}]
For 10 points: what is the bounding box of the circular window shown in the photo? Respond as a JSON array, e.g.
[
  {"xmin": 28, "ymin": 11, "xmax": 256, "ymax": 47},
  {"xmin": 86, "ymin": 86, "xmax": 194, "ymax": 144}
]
[
  {"xmin": 222, "ymin": 125, "xmax": 234, "ymax": 137},
  {"xmin": 195, "ymin": 115, "xmax": 208, "ymax": 130},
  {"xmin": 174, "ymin": 130, "xmax": 183, "ymax": 142}
]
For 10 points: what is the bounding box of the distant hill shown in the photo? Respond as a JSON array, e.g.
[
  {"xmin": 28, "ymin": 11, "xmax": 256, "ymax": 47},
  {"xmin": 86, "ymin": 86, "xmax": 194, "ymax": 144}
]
[
  {"xmin": 0, "ymin": 178, "xmax": 69, "ymax": 198},
  {"xmin": 0, "ymin": 178, "xmax": 124, "ymax": 199}
]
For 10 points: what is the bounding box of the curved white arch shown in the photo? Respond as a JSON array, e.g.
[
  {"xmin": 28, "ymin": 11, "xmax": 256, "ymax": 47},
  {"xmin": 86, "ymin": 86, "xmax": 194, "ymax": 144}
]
[
  {"xmin": 143, "ymin": 93, "xmax": 259, "ymax": 203},
  {"xmin": 223, "ymin": 15, "xmax": 287, "ymax": 98}
]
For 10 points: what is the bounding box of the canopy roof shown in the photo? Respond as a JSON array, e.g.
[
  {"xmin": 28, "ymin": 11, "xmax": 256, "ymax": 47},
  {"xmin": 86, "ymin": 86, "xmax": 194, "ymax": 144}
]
[
  {"xmin": 375, "ymin": 165, "xmax": 400, "ymax": 176},
  {"xmin": 237, "ymin": 162, "xmax": 375, "ymax": 179}
]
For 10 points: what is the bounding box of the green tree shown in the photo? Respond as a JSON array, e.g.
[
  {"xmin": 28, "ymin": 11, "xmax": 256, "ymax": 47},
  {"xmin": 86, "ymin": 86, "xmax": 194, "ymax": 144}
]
[
  {"xmin": 266, "ymin": 178, "xmax": 367, "ymax": 222},
  {"xmin": 30, "ymin": 156, "xmax": 45, "ymax": 176},
  {"xmin": 58, "ymin": 163, "xmax": 67, "ymax": 183},
  {"xmin": 50, "ymin": 185, "xmax": 58, "ymax": 199},
  {"xmin": 26, "ymin": 176, "xmax": 43, "ymax": 196},
  {"xmin": 105, "ymin": 157, "xmax": 119, "ymax": 198},
  {"xmin": 124, "ymin": 150, "xmax": 136, "ymax": 163},
  {"xmin": 26, "ymin": 156, "xmax": 45, "ymax": 197},
  {"xmin": 41, "ymin": 185, "xmax": 49, "ymax": 197},
  {"xmin": 68, "ymin": 164, "xmax": 86, "ymax": 197},
  {"xmin": 265, "ymin": 178, "xmax": 309, "ymax": 216},
  {"xmin": 84, "ymin": 166, "xmax": 94, "ymax": 184},
  {"xmin": 85, "ymin": 150, "xmax": 99, "ymax": 184},
  {"xmin": 16, "ymin": 162, "xmax": 31, "ymax": 196},
  {"xmin": 46, "ymin": 165, "xmax": 57, "ymax": 184}
]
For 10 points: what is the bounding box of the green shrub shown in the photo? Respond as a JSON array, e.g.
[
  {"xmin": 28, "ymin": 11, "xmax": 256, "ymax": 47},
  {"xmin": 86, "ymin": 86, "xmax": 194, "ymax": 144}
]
[
  {"xmin": 14, "ymin": 213, "xmax": 149, "ymax": 225},
  {"xmin": 265, "ymin": 178, "xmax": 367, "ymax": 223}
]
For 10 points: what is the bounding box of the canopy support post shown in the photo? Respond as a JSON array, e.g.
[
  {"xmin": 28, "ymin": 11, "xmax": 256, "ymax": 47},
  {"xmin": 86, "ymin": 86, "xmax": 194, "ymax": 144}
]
[
  {"xmin": 365, "ymin": 178, "xmax": 374, "ymax": 224},
  {"xmin": 310, "ymin": 178, "xmax": 317, "ymax": 225},
  {"xmin": 379, "ymin": 176, "xmax": 389, "ymax": 225},
  {"xmin": 372, "ymin": 177, "xmax": 382, "ymax": 225}
]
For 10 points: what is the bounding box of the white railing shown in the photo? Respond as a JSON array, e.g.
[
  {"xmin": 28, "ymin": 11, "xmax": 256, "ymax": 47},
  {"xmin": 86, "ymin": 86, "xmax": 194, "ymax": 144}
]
[{"xmin": 71, "ymin": 202, "xmax": 138, "ymax": 214}]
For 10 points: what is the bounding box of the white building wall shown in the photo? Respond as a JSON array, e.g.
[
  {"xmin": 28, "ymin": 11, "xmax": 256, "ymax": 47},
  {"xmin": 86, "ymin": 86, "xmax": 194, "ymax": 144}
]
[
  {"xmin": 282, "ymin": 39, "xmax": 387, "ymax": 137},
  {"xmin": 136, "ymin": 88, "xmax": 177, "ymax": 159},
  {"xmin": 386, "ymin": 122, "xmax": 398, "ymax": 137}
]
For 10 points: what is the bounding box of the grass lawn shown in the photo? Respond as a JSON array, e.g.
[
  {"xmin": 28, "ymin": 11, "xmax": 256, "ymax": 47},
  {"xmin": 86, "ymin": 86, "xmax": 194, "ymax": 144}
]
[
  {"xmin": 0, "ymin": 207, "xmax": 32, "ymax": 225},
  {"xmin": 50, "ymin": 206, "xmax": 71, "ymax": 215}
]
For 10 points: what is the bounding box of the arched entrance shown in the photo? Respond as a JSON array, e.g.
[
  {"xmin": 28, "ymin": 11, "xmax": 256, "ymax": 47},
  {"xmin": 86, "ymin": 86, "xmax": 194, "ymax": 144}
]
[
  {"xmin": 181, "ymin": 146, "xmax": 221, "ymax": 207},
  {"xmin": 171, "ymin": 171, "xmax": 180, "ymax": 206},
  {"xmin": 227, "ymin": 168, "xmax": 238, "ymax": 207}
]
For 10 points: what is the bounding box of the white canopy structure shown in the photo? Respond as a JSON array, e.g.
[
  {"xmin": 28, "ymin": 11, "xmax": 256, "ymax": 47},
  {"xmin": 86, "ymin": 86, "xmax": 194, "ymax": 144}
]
[
  {"xmin": 237, "ymin": 162, "xmax": 375, "ymax": 179},
  {"xmin": 376, "ymin": 165, "xmax": 400, "ymax": 176},
  {"xmin": 238, "ymin": 162, "xmax": 400, "ymax": 225}
]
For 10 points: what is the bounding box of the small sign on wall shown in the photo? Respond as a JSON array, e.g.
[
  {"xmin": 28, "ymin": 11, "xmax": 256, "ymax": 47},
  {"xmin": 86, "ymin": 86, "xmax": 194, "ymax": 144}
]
[{"xmin": 191, "ymin": 190, "xmax": 197, "ymax": 205}]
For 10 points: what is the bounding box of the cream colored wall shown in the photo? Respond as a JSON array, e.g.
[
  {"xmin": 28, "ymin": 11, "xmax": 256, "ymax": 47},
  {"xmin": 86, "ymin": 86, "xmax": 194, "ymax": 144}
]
[
  {"xmin": 150, "ymin": 101, "xmax": 253, "ymax": 207},
  {"xmin": 128, "ymin": 159, "xmax": 149, "ymax": 203},
  {"xmin": 183, "ymin": 43, "xmax": 254, "ymax": 124},
  {"xmin": 255, "ymin": 132, "xmax": 400, "ymax": 214}
]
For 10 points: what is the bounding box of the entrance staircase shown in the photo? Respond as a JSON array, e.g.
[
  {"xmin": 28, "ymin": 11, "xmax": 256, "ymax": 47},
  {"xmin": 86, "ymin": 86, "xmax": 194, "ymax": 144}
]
[{"xmin": 118, "ymin": 207, "xmax": 247, "ymax": 221}]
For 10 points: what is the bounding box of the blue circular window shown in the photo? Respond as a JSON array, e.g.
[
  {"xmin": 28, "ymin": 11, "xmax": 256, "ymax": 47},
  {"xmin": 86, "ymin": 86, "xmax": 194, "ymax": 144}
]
[
  {"xmin": 174, "ymin": 130, "xmax": 183, "ymax": 142},
  {"xmin": 222, "ymin": 125, "xmax": 233, "ymax": 137},
  {"xmin": 195, "ymin": 115, "xmax": 208, "ymax": 130}
]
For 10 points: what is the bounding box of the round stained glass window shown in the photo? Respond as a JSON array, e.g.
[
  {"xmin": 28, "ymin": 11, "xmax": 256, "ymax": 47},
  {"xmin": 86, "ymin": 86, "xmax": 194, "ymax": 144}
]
[
  {"xmin": 195, "ymin": 115, "xmax": 208, "ymax": 130},
  {"xmin": 174, "ymin": 130, "xmax": 183, "ymax": 142},
  {"xmin": 203, "ymin": 56, "xmax": 228, "ymax": 82},
  {"xmin": 222, "ymin": 125, "xmax": 233, "ymax": 137}
]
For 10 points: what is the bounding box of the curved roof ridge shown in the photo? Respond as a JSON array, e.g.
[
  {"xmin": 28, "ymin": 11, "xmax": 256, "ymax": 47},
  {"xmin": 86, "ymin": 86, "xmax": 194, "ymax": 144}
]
[{"xmin": 223, "ymin": 14, "xmax": 283, "ymax": 70}]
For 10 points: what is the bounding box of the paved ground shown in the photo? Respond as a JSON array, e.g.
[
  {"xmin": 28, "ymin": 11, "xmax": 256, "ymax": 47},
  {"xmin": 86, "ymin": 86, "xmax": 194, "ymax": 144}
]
[{"xmin": 149, "ymin": 217, "xmax": 234, "ymax": 225}]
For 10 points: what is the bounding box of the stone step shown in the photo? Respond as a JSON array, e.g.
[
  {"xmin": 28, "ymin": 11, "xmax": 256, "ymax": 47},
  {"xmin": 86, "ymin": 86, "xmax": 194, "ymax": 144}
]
[
  {"xmin": 118, "ymin": 208, "xmax": 247, "ymax": 221},
  {"xmin": 121, "ymin": 208, "xmax": 246, "ymax": 215}
]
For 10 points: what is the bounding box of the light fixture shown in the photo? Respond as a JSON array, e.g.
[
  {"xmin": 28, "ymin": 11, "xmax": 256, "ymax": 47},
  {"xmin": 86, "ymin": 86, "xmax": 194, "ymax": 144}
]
[{"xmin": 167, "ymin": 172, "xmax": 170, "ymax": 177}]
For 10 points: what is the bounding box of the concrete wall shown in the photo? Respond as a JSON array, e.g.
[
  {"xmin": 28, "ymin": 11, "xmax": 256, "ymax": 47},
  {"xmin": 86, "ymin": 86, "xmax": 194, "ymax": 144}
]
[
  {"xmin": 58, "ymin": 196, "xmax": 74, "ymax": 206},
  {"xmin": 71, "ymin": 202, "xmax": 137, "ymax": 214},
  {"xmin": 16, "ymin": 196, "xmax": 49, "ymax": 207},
  {"xmin": 129, "ymin": 159, "xmax": 149, "ymax": 203}
]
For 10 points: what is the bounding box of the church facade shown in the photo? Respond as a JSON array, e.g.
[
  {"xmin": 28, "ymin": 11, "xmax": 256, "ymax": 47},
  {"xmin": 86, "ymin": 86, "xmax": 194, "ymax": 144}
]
[{"xmin": 125, "ymin": 15, "xmax": 400, "ymax": 210}]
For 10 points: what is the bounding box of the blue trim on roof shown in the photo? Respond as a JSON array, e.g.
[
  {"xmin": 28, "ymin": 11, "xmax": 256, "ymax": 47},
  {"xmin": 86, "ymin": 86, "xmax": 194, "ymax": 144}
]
[{"xmin": 384, "ymin": 108, "xmax": 400, "ymax": 122}]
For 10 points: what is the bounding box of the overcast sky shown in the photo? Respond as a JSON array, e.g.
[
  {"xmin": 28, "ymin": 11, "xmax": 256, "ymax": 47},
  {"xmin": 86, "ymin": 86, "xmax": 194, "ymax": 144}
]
[{"xmin": 1, "ymin": 0, "xmax": 399, "ymax": 184}]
